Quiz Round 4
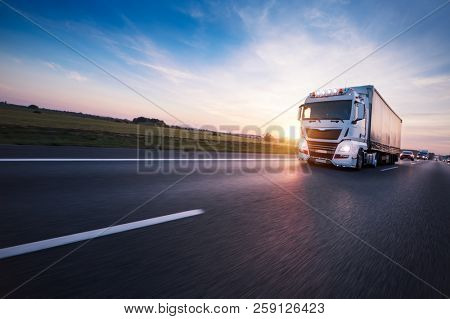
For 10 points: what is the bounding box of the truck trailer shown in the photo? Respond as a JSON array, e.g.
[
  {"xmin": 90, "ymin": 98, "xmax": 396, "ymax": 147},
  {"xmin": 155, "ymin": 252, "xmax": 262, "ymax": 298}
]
[{"xmin": 298, "ymin": 85, "xmax": 402, "ymax": 169}]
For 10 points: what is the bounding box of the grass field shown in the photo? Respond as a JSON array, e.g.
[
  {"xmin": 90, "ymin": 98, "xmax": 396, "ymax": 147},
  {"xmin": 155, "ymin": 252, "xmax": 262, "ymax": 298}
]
[{"xmin": 0, "ymin": 103, "xmax": 297, "ymax": 154}]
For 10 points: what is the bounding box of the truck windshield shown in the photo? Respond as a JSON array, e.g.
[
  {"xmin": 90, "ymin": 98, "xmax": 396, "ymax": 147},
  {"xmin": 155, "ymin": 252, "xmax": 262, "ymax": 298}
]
[{"xmin": 303, "ymin": 100, "xmax": 352, "ymax": 120}]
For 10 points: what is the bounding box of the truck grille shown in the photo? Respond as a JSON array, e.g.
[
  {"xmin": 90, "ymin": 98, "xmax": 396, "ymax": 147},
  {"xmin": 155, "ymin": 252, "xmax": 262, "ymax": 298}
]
[
  {"xmin": 307, "ymin": 141, "xmax": 338, "ymax": 160},
  {"xmin": 306, "ymin": 129, "xmax": 341, "ymax": 140}
]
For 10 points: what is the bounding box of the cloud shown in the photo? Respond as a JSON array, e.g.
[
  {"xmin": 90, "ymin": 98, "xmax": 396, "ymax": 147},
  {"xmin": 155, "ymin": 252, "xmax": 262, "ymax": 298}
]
[
  {"xmin": 130, "ymin": 59, "xmax": 200, "ymax": 82},
  {"xmin": 43, "ymin": 61, "xmax": 87, "ymax": 82},
  {"xmin": 43, "ymin": 61, "xmax": 59, "ymax": 70},
  {"xmin": 94, "ymin": 26, "xmax": 200, "ymax": 84},
  {"xmin": 412, "ymin": 75, "xmax": 450, "ymax": 88},
  {"xmin": 67, "ymin": 71, "xmax": 88, "ymax": 82},
  {"xmin": 92, "ymin": 4, "xmax": 448, "ymax": 151},
  {"xmin": 10, "ymin": 3, "xmax": 448, "ymax": 152},
  {"xmin": 175, "ymin": 2, "xmax": 206, "ymax": 20},
  {"xmin": 126, "ymin": 3, "xmax": 448, "ymax": 151},
  {"xmin": 402, "ymin": 112, "xmax": 450, "ymax": 139},
  {"xmin": 184, "ymin": 7, "xmax": 204, "ymax": 19}
]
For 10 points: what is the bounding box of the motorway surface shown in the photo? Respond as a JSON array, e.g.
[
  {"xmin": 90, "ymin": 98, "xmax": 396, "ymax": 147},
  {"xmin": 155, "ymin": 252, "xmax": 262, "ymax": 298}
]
[{"xmin": 0, "ymin": 145, "xmax": 449, "ymax": 298}]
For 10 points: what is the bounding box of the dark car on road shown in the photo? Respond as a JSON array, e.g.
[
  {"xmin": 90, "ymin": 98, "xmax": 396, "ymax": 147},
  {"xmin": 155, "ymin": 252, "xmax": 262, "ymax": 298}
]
[
  {"xmin": 416, "ymin": 150, "xmax": 429, "ymax": 160},
  {"xmin": 400, "ymin": 150, "xmax": 414, "ymax": 161}
]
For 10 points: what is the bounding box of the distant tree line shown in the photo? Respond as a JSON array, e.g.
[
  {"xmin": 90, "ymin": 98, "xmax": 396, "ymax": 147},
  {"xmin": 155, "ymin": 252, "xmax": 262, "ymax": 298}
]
[
  {"xmin": 1, "ymin": 101, "xmax": 276, "ymax": 141},
  {"xmin": 132, "ymin": 117, "xmax": 167, "ymax": 126}
]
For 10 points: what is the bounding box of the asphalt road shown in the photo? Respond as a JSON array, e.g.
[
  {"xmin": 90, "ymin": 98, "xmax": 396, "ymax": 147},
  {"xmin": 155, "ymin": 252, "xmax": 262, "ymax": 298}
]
[{"xmin": 0, "ymin": 145, "xmax": 449, "ymax": 298}]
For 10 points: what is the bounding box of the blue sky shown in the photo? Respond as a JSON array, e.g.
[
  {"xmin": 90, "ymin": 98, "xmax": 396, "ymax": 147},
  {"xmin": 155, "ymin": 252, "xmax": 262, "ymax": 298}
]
[{"xmin": 1, "ymin": 0, "xmax": 449, "ymax": 153}]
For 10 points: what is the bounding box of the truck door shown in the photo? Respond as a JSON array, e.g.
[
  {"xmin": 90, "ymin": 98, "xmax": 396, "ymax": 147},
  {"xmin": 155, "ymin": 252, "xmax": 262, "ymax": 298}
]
[
  {"xmin": 360, "ymin": 102, "xmax": 367, "ymax": 139},
  {"xmin": 355, "ymin": 102, "xmax": 367, "ymax": 139}
]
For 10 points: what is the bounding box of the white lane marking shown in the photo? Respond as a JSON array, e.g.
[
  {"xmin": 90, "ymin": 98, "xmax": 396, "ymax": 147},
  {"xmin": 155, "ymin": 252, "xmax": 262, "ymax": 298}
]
[
  {"xmin": 0, "ymin": 209, "xmax": 204, "ymax": 260},
  {"xmin": 380, "ymin": 166, "xmax": 398, "ymax": 172},
  {"xmin": 0, "ymin": 158, "xmax": 296, "ymax": 162}
]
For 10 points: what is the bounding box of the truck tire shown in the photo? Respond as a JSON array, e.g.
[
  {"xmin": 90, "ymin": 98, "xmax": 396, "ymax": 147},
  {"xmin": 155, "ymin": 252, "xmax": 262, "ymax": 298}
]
[
  {"xmin": 388, "ymin": 154, "xmax": 394, "ymax": 165},
  {"xmin": 376, "ymin": 152, "xmax": 383, "ymax": 166},
  {"xmin": 355, "ymin": 149, "xmax": 363, "ymax": 170},
  {"xmin": 372, "ymin": 153, "xmax": 378, "ymax": 167}
]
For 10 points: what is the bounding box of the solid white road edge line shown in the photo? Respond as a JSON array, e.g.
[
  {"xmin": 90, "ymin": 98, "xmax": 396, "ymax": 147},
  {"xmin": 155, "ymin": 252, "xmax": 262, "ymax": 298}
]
[
  {"xmin": 380, "ymin": 166, "xmax": 399, "ymax": 172},
  {"xmin": 0, "ymin": 158, "xmax": 296, "ymax": 162},
  {"xmin": 0, "ymin": 209, "xmax": 204, "ymax": 260}
]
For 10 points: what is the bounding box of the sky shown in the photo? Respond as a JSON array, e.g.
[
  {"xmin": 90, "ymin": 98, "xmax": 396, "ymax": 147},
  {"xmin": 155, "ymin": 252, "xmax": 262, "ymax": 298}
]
[{"xmin": 0, "ymin": 0, "xmax": 449, "ymax": 153}]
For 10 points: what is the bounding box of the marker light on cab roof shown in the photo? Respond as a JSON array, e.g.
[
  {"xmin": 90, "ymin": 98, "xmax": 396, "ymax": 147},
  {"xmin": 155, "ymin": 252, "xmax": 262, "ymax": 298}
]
[{"xmin": 309, "ymin": 87, "xmax": 348, "ymax": 98}]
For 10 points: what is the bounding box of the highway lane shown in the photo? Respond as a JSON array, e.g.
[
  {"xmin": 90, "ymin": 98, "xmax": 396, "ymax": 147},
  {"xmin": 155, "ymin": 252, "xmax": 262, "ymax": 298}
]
[{"xmin": 0, "ymin": 146, "xmax": 449, "ymax": 298}]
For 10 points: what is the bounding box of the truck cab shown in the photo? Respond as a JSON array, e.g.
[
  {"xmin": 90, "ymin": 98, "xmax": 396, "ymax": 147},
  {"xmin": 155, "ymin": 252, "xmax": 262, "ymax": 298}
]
[
  {"xmin": 298, "ymin": 87, "xmax": 369, "ymax": 169},
  {"xmin": 298, "ymin": 85, "xmax": 402, "ymax": 169}
]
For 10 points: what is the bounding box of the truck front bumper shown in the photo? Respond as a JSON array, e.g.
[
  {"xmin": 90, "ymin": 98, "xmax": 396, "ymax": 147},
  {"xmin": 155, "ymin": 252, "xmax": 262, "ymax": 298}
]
[
  {"xmin": 331, "ymin": 156, "xmax": 357, "ymax": 168},
  {"xmin": 298, "ymin": 152, "xmax": 357, "ymax": 168}
]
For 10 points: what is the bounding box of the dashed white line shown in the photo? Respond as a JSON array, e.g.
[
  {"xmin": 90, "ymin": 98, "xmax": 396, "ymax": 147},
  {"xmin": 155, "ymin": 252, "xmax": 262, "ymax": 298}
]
[
  {"xmin": 380, "ymin": 166, "xmax": 399, "ymax": 172},
  {"xmin": 0, "ymin": 209, "xmax": 204, "ymax": 260},
  {"xmin": 0, "ymin": 158, "xmax": 295, "ymax": 162}
]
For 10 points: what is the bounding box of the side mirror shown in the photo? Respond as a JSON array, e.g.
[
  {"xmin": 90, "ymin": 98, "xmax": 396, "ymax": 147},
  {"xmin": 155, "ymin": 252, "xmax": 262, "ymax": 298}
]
[
  {"xmin": 358, "ymin": 103, "xmax": 365, "ymax": 119},
  {"xmin": 352, "ymin": 103, "xmax": 365, "ymax": 124},
  {"xmin": 298, "ymin": 105, "xmax": 304, "ymax": 120}
]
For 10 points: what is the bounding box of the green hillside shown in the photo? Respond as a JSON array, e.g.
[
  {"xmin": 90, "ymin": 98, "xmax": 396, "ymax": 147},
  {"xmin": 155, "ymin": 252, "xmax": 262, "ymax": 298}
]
[{"xmin": 0, "ymin": 103, "xmax": 296, "ymax": 154}]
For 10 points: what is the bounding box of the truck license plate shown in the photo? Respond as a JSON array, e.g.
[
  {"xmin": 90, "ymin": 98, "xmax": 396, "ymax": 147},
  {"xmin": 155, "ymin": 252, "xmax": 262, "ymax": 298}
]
[{"xmin": 315, "ymin": 158, "xmax": 327, "ymax": 164}]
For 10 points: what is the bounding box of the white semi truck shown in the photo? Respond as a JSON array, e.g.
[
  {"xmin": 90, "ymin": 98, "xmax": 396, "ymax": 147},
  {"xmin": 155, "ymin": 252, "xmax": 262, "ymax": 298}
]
[{"xmin": 298, "ymin": 85, "xmax": 402, "ymax": 169}]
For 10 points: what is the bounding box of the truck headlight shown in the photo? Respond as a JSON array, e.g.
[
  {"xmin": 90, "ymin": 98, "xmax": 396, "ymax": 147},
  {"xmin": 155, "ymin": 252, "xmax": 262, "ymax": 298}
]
[{"xmin": 336, "ymin": 141, "xmax": 352, "ymax": 153}]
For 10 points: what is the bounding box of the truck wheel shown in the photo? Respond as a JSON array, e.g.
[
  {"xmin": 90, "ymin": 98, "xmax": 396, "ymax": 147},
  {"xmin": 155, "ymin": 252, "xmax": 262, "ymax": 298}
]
[
  {"xmin": 355, "ymin": 150, "xmax": 363, "ymax": 170},
  {"xmin": 389, "ymin": 154, "xmax": 395, "ymax": 164},
  {"xmin": 372, "ymin": 155, "xmax": 378, "ymax": 168},
  {"xmin": 376, "ymin": 152, "xmax": 383, "ymax": 166}
]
